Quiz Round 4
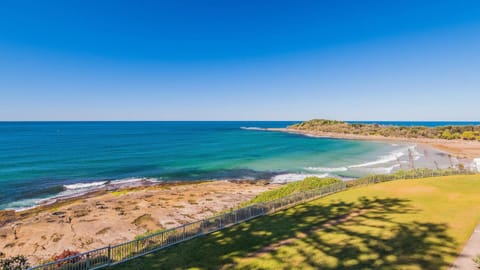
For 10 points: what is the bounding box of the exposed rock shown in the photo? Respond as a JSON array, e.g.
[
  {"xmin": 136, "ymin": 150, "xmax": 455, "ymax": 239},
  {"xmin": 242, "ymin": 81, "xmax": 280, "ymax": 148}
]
[{"xmin": 0, "ymin": 210, "xmax": 16, "ymax": 226}]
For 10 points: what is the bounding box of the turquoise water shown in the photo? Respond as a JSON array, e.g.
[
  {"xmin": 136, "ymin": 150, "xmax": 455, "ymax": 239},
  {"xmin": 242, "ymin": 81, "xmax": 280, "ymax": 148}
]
[{"xmin": 1, "ymin": 121, "xmax": 477, "ymax": 210}]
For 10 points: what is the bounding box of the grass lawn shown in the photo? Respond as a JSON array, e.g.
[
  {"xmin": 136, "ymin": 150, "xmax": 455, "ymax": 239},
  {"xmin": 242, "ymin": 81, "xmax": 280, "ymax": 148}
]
[{"xmin": 111, "ymin": 175, "xmax": 480, "ymax": 270}]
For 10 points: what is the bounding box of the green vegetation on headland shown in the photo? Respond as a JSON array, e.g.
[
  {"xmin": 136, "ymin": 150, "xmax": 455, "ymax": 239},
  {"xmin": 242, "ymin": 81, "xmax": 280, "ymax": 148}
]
[
  {"xmin": 241, "ymin": 177, "xmax": 341, "ymax": 206},
  {"xmin": 110, "ymin": 174, "xmax": 480, "ymax": 270},
  {"xmin": 289, "ymin": 119, "xmax": 480, "ymax": 141}
]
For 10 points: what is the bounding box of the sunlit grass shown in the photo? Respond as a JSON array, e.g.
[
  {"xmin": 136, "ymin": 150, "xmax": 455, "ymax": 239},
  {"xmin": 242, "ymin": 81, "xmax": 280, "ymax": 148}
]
[{"xmin": 111, "ymin": 175, "xmax": 480, "ymax": 270}]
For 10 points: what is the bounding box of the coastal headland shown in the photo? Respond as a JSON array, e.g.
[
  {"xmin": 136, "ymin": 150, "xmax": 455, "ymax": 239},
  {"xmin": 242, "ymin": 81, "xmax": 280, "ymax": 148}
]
[{"xmin": 267, "ymin": 119, "xmax": 480, "ymax": 160}]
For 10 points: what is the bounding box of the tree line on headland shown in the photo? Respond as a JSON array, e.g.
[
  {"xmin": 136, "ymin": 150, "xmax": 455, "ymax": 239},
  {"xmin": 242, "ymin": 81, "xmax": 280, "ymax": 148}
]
[{"xmin": 289, "ymin": 119, "xmax": 480, "ymax": 141}]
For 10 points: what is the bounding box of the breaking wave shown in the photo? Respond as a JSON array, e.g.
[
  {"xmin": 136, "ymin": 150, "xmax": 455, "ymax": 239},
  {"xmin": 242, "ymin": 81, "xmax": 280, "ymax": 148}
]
[
  {"xmin": 64, "ymin": 181, "xmax": 107, "ymax": 190},
  {"xmin": 271, "ymin": 173, "xmax": 329, "ymax": 184},
  {"xmin": 349, "ymin": 151, "xmax": 404, "ymax": 168},
  {"xmin": 305, "ymin": 166, "xmax": 348, "ymax": 172},
  {"xmin": 240, "ymin": 127, "xmax": 266, "ymax": 131}
]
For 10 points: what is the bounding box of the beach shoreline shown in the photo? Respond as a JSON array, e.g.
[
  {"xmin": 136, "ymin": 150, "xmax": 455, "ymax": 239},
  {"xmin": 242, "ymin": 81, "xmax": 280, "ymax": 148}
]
[
  {"xmin": 267, "ymin": 128, "xmax": 480, "ymax": 160},
  {"xmin": 0, "ymin": 180, "xmax": 279, "ymax": 264}
]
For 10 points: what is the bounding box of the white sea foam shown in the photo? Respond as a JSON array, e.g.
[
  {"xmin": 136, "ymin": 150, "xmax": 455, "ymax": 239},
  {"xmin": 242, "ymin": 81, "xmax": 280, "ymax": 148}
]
[
  {"xmin": 8, "ymin": 177, "xmax": 161, "ymax": 211},
  {"xmin": 64, "ymin": 181, "xmax": 107, "ymax": 190},
  {"xmin": 473, "ymin": 158, "xmax": 480, "ymax": 172},
  {"xmin": 65, "ymin": 177, "xmax": 159, "ymax": 190},
  {"xmin": 240, "ymin": 127, "xmax": 266, "ymax": 131},
  {"xmin": 407, "ymin": 145, "xmax": 423, "ymax": 161},
  {"xmin": 305, "ymin": 147, "xmax": 410, "ymax": 174},
  {"xmin": 305, "ymin": 166, "xmax": 348, "ymax": 172},
  {"xmin": 451, "ymin": 157, "xmax": 459, "ymax": 166},
  {"xmin": 363, "ymin": 164, "xmax": 401, "ymax": 174},
  {"xmin": 349, "ymin": 151, "xmax": 405, "ymax": 168},
  {"xmin": 110, "ymin": 177, "xmax": 159, "ymax": 187},
  {"xmin": 3, "ymin": 198, "xmax": 44, "ymax": 212},
  {"xmin": 271, "ymin": 173, "xmax": 329, "ymax": 184}
]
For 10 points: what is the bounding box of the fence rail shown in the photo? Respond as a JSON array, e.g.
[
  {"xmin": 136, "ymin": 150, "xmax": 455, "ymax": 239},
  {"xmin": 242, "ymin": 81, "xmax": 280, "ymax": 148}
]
[{"xmin": 30, "ymin": 169, "xmax": 475, "ymax": 270}]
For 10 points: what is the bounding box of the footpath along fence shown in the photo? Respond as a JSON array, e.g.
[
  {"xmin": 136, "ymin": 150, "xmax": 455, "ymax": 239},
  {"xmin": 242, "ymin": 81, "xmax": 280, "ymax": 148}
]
[{"xmin": 30, "ymin": 169, "xmax": 475, "ymax": 270}]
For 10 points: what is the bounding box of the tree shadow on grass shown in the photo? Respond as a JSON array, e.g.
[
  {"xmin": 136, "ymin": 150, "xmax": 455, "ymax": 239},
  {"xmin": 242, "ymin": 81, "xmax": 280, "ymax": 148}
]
[{"xmin": 111, "ymin": 196, "xmax": 458, "ymax": 270}]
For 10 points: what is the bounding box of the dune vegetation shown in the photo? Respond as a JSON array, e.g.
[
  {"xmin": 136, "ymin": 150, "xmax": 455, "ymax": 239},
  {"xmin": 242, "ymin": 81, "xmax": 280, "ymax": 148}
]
[
  {"xmin": 110, "ymin": 174, "xmax": 480, "ymax": 270},
  {"xmin": 240, "ymin": 177, "xmax": 341, "ymax": 206},
  {"xmin": 289, "ymin": 119, "xmax": 480, "ymax": 141}
]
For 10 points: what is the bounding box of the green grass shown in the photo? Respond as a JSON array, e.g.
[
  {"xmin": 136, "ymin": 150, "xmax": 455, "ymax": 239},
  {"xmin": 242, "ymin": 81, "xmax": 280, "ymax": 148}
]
[
  {"xmin": 134, "ymin": 229, "xmax": 167, "ymax": 240},
  {"xmin": 241, "ymin": 177, "xmax": 341, "ymax": 206},
  {"xmin": 110, "ymin": 175, "xmax": 480, "ymax": 270}
]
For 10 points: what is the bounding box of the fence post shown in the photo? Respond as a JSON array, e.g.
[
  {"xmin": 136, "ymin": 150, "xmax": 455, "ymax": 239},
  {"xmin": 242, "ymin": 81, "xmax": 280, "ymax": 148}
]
[
  {"xmin": 108, "ymin": 244, "xmax": 111, "ymax": 265},
  {"xmin": 86, "ymin": 253, "xmax": 90, "ymax": 269}
]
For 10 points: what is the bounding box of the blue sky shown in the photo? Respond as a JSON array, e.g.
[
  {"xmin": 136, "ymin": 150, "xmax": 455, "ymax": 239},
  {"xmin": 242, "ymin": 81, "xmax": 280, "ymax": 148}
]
[{"xmin": 1, "ymin": 1, "xmax": 480, "ymax": 121}]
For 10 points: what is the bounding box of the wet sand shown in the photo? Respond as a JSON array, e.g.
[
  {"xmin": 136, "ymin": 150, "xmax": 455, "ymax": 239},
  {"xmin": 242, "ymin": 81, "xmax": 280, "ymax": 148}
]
[{"xmin": 0, "ymin": 180, "xmax": 278, "ymax": 264}]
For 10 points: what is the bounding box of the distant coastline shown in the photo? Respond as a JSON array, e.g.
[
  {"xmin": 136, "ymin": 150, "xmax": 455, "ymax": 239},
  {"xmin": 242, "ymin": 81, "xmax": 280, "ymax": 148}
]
[{"xmin": 266, "ymin": 120, "xmax": 480, "ymax": 160}]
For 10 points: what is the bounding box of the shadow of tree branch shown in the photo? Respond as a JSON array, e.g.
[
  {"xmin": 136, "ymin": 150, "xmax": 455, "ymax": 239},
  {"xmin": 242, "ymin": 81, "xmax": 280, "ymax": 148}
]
[{"xmin": 111, "ymin": 196, "xmax": 458, "ymax": 270}]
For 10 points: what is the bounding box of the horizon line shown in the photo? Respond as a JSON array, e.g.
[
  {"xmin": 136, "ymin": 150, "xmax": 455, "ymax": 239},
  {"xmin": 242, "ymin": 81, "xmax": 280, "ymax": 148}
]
[{"xmin": 1, "ymin": 120, "xmax": 480, "ymax": 123}]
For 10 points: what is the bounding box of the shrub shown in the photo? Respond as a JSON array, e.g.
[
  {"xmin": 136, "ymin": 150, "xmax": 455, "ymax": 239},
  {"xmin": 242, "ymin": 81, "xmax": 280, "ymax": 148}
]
[
  {"xmin": 242, "ymin": 177, "xmax": 342, "ymax": 205},
  {"xmin": 289, "ymin": 119, "xmax": 480, "ymax": 141},
  {"xmin": 462, "ymin": 131, "xmax": 476, "ymax": 140},
  {"xmin": 0, "ymin": 255, "xmax": 30, "ymax": 270},
  {"xmin": 441, "ymin": 130, "xmax": 453, "ymax": 140},
  {"xmin": 473, "ymin": 253, "xmax": 480, "ymax": 268},
  {"xmin": 135, "ymin": 228, "xmax": 167, "ymax": 240}
]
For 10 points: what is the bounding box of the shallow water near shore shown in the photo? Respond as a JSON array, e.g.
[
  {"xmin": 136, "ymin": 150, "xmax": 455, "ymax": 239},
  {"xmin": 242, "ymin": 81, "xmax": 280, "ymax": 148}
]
[{"xmin": 0, "ymin": 121, "xmax": 469, "ymax": 210}]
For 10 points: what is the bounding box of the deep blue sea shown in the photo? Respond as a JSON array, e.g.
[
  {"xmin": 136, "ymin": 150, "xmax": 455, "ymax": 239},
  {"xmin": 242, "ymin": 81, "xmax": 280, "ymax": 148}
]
[{"xmin": 1, "ymin": 121, "xmax": 479, "ymax": 210}]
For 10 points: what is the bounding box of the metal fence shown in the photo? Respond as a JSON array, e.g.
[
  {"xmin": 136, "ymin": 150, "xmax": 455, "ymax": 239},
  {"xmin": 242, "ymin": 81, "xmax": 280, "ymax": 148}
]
[
  {"xmin": 30, "ymin": 182, "xmax": 347, "ymax": 270},
  {"xmin": 30, "ymin": 169, "xmax": 476, "ymax": 270},
  {"xmin": 346, "ymin": 168, "xmax": 476, "ymax": 188}
]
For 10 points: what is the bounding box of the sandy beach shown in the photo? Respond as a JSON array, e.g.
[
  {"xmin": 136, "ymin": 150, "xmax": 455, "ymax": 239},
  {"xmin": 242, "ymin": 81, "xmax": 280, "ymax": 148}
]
[
  {"xmin": 0, "ymin": 180, "xmax": 278, "ymax": 264},
  {"xmin": 268, "ymin": 128, "xmax": 480, "ymax": 160}
]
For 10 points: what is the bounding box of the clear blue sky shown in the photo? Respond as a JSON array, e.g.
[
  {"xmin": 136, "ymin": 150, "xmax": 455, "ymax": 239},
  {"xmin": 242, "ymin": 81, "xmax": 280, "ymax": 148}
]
[{"xmin": 1, "ymin": 0, "xmax": 480, "ymax": 121}]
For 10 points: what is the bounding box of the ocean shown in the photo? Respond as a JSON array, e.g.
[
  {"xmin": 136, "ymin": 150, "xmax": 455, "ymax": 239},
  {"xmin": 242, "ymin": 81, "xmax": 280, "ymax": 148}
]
[{"xmin": 1, "ymin": 121, "xmax": 478, "ymax": 210}]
